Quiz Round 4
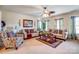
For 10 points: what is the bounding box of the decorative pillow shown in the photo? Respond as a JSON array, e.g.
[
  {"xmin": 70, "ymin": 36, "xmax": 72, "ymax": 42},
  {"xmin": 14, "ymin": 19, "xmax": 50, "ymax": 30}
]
[
  {"xmin": 30, "ymin": 29, "xmax": 34, "ymax": 33},
  {"xmin": 7, "ymin": 31, "xmax": 15, "ymax": 37},
  {"xmin": 53, "ymin": 30, "xmax": 58, "ymax": 34},
  {"xmin": 59, "ymin": 30, "xmax": 63, "ymax": 34}
]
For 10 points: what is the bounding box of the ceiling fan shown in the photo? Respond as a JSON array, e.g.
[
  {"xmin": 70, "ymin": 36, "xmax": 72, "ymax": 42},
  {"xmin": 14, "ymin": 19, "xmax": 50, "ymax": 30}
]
[{"xmin": 42, "ymin": 6, "xmax": 55, "ymax": 17}]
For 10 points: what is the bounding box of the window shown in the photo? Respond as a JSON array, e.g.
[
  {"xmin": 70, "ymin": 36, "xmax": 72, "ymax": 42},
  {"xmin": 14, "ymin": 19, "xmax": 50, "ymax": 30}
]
[
  {"xmin": 75, "ymin": 17, "xmax": 79, "ymax": 34},
  {"xmin": 45, "ymin": 20, "xmax": 48, "ymax": 31},
  {"xmin": 37, "ymin": 20, "xmax": 42, "ymax": 31},
  {"xmin": 57, "ymin": 20, "xmax": 60, "ymax": 29},
  {"xmin": 56, "ymin": 18, "xmax": 63, "ymax": 30},
  {"xmin": 37, "ymin": 20, "xmax": 49, "ymax": 31}
]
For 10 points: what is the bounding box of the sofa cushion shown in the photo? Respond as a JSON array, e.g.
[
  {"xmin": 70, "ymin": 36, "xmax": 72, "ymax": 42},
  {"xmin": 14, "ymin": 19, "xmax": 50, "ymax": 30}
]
[
  {"xmin": 53, "ymin": 30, "xmax": 58, "ymax": 34},
  {"xmin": 59, "ymin": 30, "xmax": 63, "ymax": 34}
]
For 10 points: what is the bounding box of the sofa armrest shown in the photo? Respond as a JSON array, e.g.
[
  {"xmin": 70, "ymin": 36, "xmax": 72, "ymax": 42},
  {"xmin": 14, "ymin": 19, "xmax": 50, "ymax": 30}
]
[{"xmin": 32, "ymin": 32, "xmax": 39, "ymax": 37}]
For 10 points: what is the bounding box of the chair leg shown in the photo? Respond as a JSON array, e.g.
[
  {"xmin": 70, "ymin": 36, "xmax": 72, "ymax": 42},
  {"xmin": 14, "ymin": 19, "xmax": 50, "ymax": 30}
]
[
  {"xmin": 15, "ymin": 47, "xmax": 18, "ymax": 50},
  {"xmin": 5, "ymin": 47, "xmax": 8, "ymax": 50},
  {"xmin": 21, "ymin": 41, "xmax": 23, "ymax": 44}
]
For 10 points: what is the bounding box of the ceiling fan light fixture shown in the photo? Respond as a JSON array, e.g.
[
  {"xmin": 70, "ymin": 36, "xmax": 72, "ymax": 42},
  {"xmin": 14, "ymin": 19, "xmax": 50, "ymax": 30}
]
[
  {"xmin": 44, "ymin": 10, "xmax": 49, "ymax": 14},
  {"xmin": 42, "ymin": 8, "xmax": 50, "ymax": 17},
  {"xmin": 42, "ymin": 13, "xmax": 49, "ymax": 17},
  {"xmin": 42, "ymin": 6, "xmax": 55, "ymax": 18}
]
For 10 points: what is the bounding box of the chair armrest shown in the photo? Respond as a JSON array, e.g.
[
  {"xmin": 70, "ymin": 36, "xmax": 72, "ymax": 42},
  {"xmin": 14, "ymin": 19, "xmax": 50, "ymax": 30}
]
[{"xmin": 16, "ymin": 33, "xmax": 24, "ymax": 37}]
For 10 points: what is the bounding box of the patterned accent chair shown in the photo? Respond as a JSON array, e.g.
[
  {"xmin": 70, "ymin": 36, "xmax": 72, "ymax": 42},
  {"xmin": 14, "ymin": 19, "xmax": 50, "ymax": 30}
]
[
  {"xmin": 0, "ymin": 33, "xmax": 4, "ymax": 49},
  {"xmin": 2, "ymin": 31, "xmax": 24, "ymax": 49}
]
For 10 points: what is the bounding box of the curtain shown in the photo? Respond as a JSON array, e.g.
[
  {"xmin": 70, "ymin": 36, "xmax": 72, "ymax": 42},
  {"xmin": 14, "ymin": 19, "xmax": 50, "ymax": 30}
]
[
  {"xmin": 37, "ymin": 20, "xmax": 48, "ymax": 31},
  {"xmin": 71, "ymin": 16, "xmax": 77, "ymax": 40},
  {"xmin": 59, "ymin": 19, "xmax": 64, "ymax": 30},
  {"xmin": 42, "ymin": 22, "xmax": 46, "ymax": 31},
  {"xmin": 37, "ymin": 20, "xmax": 41, "ymax": 31}
]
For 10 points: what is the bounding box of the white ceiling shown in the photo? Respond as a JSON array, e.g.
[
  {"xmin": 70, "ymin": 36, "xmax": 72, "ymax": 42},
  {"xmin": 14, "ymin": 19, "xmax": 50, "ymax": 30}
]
[{"xmin": 0, "ymin": 5, "xmax": 79, "ymax": 17}]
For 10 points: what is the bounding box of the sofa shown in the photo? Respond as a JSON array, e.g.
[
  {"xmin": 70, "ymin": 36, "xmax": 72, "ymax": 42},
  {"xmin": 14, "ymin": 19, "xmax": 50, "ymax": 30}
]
[
  {"xmin": 23, "ymin": 29, "xmax": 39, "ymax": 39},
  {"xmin": 31, "ymin": 31, "xmax": 39, "ymax": 37},
  {"xmin": 53, "ymin": 29, "xmax": 68, "ymax": 40}
]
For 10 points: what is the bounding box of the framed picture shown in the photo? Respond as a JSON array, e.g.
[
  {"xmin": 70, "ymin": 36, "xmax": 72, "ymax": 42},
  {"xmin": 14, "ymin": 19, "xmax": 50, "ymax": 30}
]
[{"xmin": 23, "ymin": 19, "xmax": 33, "ymax": 27}]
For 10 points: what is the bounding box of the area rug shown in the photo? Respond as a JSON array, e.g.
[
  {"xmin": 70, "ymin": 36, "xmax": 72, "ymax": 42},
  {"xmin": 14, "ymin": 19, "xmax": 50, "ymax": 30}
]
[{"xmin": 36, "ymin": 37, "xmax": 63, "ymax": 48}]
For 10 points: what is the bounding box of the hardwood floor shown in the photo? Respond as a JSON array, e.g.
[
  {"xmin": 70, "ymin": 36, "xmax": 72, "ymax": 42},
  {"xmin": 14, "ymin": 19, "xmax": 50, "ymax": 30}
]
[{"xmin": 0, "ymin": 38, "xmax": 79, "ymax": 54}]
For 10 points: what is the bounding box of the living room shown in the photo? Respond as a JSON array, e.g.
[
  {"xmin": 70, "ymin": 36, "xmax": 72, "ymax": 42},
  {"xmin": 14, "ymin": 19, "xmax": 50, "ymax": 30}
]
[{"xmin": 0, "ymin": 5, "xmax": 79, "ymax": 54}]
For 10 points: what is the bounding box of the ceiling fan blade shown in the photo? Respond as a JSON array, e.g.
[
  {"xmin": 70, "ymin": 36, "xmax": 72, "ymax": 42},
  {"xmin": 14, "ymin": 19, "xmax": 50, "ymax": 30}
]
[
  {"xmin": 43, "ymin": 7, "xmax": 47, "ymax": 9},
  {"xmin": 50, "ymin": 11, "xmax": 55, "ymax": 14}
]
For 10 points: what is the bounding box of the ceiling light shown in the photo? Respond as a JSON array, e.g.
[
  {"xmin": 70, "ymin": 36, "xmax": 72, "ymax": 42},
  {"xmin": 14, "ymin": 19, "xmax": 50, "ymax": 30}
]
[{"xmin": 42, "ymin": 7, "xmax": 50, "ymax": 17}]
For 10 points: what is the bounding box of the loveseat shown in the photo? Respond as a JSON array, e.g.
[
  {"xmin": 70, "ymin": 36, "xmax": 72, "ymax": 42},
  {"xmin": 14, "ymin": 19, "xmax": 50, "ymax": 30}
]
[{"xmin": 53, "ymin": 29, "xmax": 68, "ymax": 40}]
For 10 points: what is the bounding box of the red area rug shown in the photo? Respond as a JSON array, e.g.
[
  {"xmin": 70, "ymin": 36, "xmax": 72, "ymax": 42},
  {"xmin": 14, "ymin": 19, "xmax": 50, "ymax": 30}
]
[{"xmin": 36, "ymin": 37, "xmax": 63, "ymax": 48}]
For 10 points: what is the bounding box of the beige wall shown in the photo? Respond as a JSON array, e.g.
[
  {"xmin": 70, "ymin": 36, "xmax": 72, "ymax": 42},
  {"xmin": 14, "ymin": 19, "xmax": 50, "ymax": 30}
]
[
  {"xmin": 0, "ymin": 11, "xmax": 1, "ymax": 31},
  {"xmin": 51, "ymin": 10, "xmax": 79, "ymax": 31},
  {"xmin": 1, "ymin": 10, "xmax": 37, "ymax": 30},
  {"xmin": 0, "ymin": 11, "xmax": 1, "ymax": 20},
  {"xmin": 48, "ymin": 17, "xmax": 56, "ymax": 30}
]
